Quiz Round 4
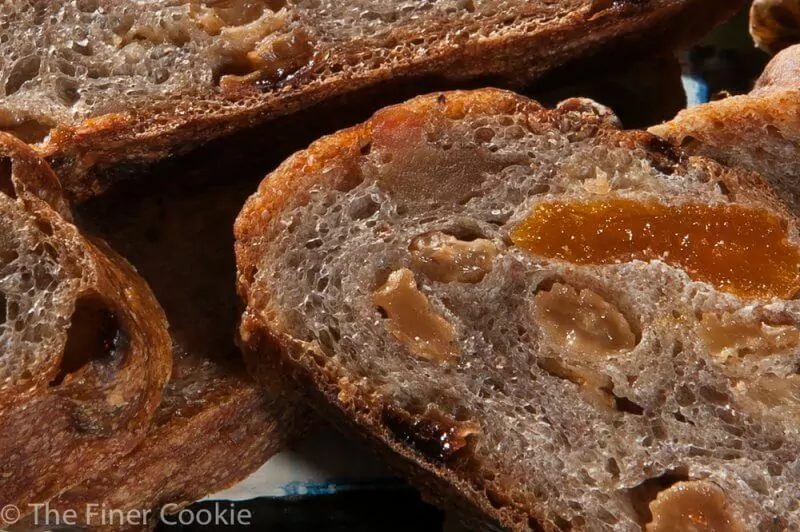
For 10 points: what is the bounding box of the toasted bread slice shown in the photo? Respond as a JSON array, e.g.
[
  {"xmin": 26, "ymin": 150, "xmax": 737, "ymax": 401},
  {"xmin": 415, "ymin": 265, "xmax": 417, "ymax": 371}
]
[
  {"xmin": 651, "ymin": 43, "xmax": 800, "ymax": 215},
  {"xmin": 34, "ymin": 142, "xmax": 307, "ymax": 531},
  {"xmin": 0, "ymin": 0, "xmax": 741, "ymax": 200},
  {"xmin": 236, "ymin": 89, "xmax": 800, "ymax": 530},
  {"xmin": 0, "ymin": 132, "xmax": 171, "ymax": 523}
]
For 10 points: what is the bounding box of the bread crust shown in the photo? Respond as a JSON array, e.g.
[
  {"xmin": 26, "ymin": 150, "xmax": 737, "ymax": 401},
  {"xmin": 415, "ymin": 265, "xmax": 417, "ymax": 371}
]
[
  {"xmin": 28, "ymin": 0, "xmax": 742, "ymax": 201},
  {"xmin": 235, "ymin": 89, "xmax": 790, "ymax": 530},
  {"xmin": 0, "ymin": 133, "xmax": 172, "ymax": 522},
  {"xmin": 34, "ymin": 153, "xmax": 309, "ymax": 531},
  {"xmin": 650, "ymin": 44, "xmax": 800, "ymax": 215}
]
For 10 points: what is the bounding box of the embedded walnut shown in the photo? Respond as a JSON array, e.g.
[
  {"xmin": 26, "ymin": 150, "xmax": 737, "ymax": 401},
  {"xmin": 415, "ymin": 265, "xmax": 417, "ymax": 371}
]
[
  {"xmin": 699, "ymin": 313, "xmax": 800, "ymax": 365},
  {"xmin": 582, "ymin": 167, "xmax": 612, "ymax": 195},
  {"xmin": 373, "ymin": 269, "xmax": 459, "ymax": 362},
  {"xmin": 646, "ymin": 481, "xmax": 744, "ymax": 532},
  {"xmin": 735, "ymin": 374, "xmax": 800, "ymax": 425},
  {"xmin": 248, "ymin": 28, "xmax": 315, "ymax": 82},
  {"xmin": 191, "ymin": 0, "xmax": 282, "ymax": 34},
  {"xmin": 537, "ymin": 357, "xmax": 616, "ymax": 410},
  {"xmin": 410, "ymin": 231, "xmax": 499, "ymax": 283},
  {"xmin": 534, "ymin": 283, "xmax": 637, "ymax": 356}
]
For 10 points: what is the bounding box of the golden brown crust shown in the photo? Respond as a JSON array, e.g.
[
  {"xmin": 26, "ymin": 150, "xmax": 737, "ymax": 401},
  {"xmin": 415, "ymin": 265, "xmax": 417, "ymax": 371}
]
[
  {"xmin": 235, "ymin": 89, "xmax": 784, "ymax": 530},
  {"xmin": 45, "ymin": 383, "xmax": 298, "ymax": 532},
  {"xmin": 649, "ymin": 44, "xmax": 800, "ymax": 215},
  {"xmin": 0, "ymin": 133, "xmax": 172, "ymax": 524},
  {"xmin": 38, "ymin": 153, "xmax": 308, "ymax": 531},
  {"xmin": 37, "ymin": 0, "xmax": 742, "ymax": 202}
]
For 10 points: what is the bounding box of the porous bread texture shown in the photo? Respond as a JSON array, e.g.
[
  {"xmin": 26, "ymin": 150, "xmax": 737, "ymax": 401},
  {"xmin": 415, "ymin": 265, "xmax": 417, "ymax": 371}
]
[
  {"xmin": 237, "ymin": 90, "xmax": 800, "ymax": 531},
  {"xmin": 0, "ymin": 0, "xmax": 741, "ymax": 197},
  {"xmin": 0, "ymin": 132, "xmax": 171, "ymax": 520},
  {"xmin": 650, "ymin": 43, "xmax": 800, "ymax": 215}
]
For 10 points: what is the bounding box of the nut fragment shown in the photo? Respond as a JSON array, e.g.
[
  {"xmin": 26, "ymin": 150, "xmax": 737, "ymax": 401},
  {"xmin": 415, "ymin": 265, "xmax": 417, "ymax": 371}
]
[
  {"xmin": 534, "ymin": 283, "xmax": 637, "ymax": 356},
  {"xmin": 699, "ymin": 312, "xmax": 800, "ymax": 365},
  {"xmin": 373, "ymin": 268, "xmax": 459, "ymax": 362},
  {"xmin": 741, "ymin": 374, "xmax": 800, "ymax": 409},
  {"xmin": 646, "ymin": 481, "xmax": 744, "ymax": 532},
  {"xmin": 537, "ymin": 357, "xmax": 616, "ymax": 409},
  {"xmin": 192, "ymin": 0, "xmax": 282, "ymax": 34},
  {"xmin": 410, "ymin": 231, "xmax": 499, "ymax": 283}
]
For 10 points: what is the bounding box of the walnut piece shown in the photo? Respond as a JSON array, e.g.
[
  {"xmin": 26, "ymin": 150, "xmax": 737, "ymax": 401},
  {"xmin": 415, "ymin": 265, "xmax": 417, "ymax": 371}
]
[
  {"xmin": 373, "ymin": 269, "xmax": 459, "ymax": 363},
  {"xmin": 534, "ymin": 283, "xmax": 637, "ymax": 356},
  {"xmin": 699, "ymin": 313, "xmax": 800, "ymax": 366},
  {"xmin": 646, "ymin": 481, "xmax": 743, "ymax": 532},
  {"xmin": 410, "ymin": 231, "xmax": 499, "ymax": 284}
]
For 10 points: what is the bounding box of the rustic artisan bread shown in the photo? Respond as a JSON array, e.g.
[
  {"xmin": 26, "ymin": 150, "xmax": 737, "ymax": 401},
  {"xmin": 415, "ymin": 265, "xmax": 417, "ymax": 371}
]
[
  {"xmin": 0, "ymin": 0, "xmax": 741, "ymax": 200},
  {"xmin": 236, "ymin": 89, "xmax": 800, "ymax": 531},
  {"xmin": 651, "ymin": 43, "xmax": 800, "ymax": 214},
  {"xmin": 29, "ymin": 145, "xmax": 308, "ymax": 532},
  {"xmin": 0, "ymin": 132, "xmax": 171, "ymax": 523},
  {"xmin": 750, "ymin": 0, "xmax": 800, "ymax": 54}
]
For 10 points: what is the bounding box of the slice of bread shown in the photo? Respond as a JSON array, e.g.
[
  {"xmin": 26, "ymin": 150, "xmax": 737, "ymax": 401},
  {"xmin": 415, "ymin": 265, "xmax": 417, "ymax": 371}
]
[
  {"xmin": 34, "ymin": 143, "xmax": 308, "ymax": 531},
  {"xmin": 0, "ymin": 0, "xmax": 741, "ymax": 200},
  {"xmin": 236, "ymin": 89, "xmax": 800, "ymax": 530},
  {"xmin": 651, "ymin": 43, "xmax": 800, "ymax": 215},
  {"xmin": 0, "ymin": 132, "xmax": 171, "ymax": 522}
]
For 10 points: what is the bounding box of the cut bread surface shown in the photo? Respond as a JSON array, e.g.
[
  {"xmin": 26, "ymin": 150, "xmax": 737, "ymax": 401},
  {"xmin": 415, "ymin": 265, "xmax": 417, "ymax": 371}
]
[
  {"xmin": 0, "ymin": 0, "xmax": 740, "ymax": 198},
  {"xmin": 0, "ymin": 132, "xmax": 171, "ymax": 521},
  {"xmin": 237, "ymin": 90, "xmax": 800, "ymax": 530}
]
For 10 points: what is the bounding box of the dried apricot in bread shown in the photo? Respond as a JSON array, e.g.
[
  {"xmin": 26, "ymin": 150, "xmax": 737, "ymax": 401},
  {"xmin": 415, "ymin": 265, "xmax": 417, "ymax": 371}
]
[
  {"xmin": 0, "ymin": 133, "xmax": 171, "ymax": 522},
  {"xmin": 650, "ymin": 43, "xmax": 800, "ymax": 216},
  {"xmin": 236, "ymin": 89, "xmax": 800, "ymax": 530},
  {"xmin": 0, "ymin": 0, "xmax": 742, "ymax": 200}
]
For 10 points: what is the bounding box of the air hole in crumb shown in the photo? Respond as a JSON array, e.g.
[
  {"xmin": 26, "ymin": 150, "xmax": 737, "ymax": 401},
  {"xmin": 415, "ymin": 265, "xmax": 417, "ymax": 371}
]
[
  {"xmin": 606, "ymin": 457, "xmax": 621, "ymax": 478},
  {"xmin": 486, "ymin": 488, "xmax": 511, "ymax": 509},
  {"xmin": 613, "ymin": 394, "xmax": 645, "ymax": 416},
  {"xmin": 5, "ymin": 55, "xmax": 41, "ymax": 96},
  {"xmin": 35, "ymin": 219, "xmax": 54, "ymax": 236},
  {"xmin": 55, "ymin": 78, "xmax": 80, "ymax": 106},
  {"xmin": 626, "ymin": 467, "xmax": 690, "ymax": 525},
  {"xmin": 672, "ymin": 411, "xmax": 694, "ymax": 425},
  {"xmin": 528, "ymin": 517, "xmax": 544, "ymax": 531},
  {"xmin": 678, "ymin": 135, "xmax": 700, "ymax": 149},
  {"xmin": 0, "ymin": 292, "xmax": 6, "ymax": 324},
  {"xmin": 349, "ymin": 196, "xmax": 380, "ymax": 220},
  {"xmin": 52, "ymin": 293, "xmax": 127, "ymax": 386},
  {"xmin": 75, "ymin": 0, "xmax": 99, "ymax": 12},
  {"xmin": 360, "ymin": 141, "xmax": 372, "ymax": 156},
  {"xmin": 716, "ymin": 180, "xmax": 731, "ymax": 198},
  {"xmin": 553, "ymin": 515, "xmax": 571, "ymax": 530},
  {"xmin": 699, "ymin": 385, "xmax": 729, "ymax": 405},
  {"xmin": 0, "ymin": 157, "xmax": 15, "ymax": 199}
]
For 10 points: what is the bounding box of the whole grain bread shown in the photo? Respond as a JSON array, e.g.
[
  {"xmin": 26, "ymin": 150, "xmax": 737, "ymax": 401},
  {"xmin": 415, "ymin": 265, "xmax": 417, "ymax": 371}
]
[
  {"xmin": 650, "ymin": 43, "xmax": 800, "ymax": 215},
  {"xmin": 236, "ymin": 89, "xmax": 800, "ymax": 531},
  {"xmin": 32, "ymin": 134, "xmax": 310, "ymax": 532},
  {"xmin": 0, "ymin": 132, "xmax": 172, "ymax": 524},
  {"xmin": 0, "ymin": 0, "xmax": 741, "ymax": 201}
]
